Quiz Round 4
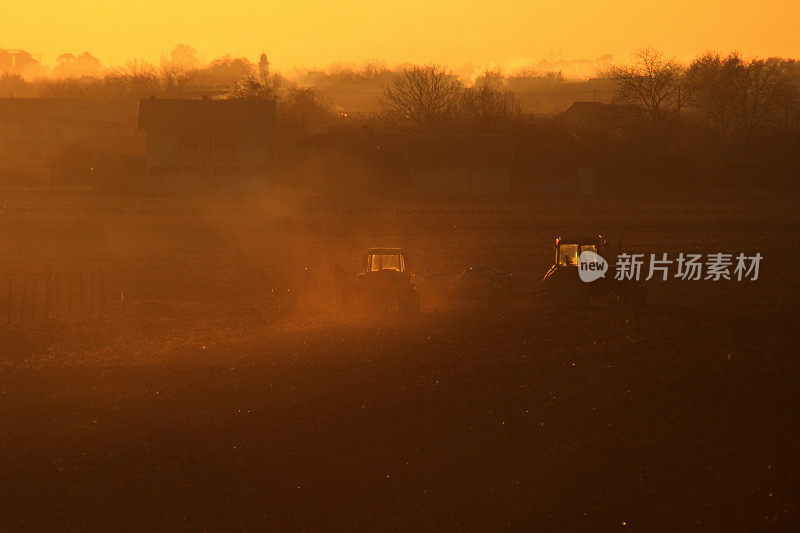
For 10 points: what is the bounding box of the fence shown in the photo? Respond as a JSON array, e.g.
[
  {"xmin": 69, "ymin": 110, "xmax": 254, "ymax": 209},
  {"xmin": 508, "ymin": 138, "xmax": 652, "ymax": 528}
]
[{"xmin": 2, "ymin": 269, "xmax": 107, "ymax": 325}]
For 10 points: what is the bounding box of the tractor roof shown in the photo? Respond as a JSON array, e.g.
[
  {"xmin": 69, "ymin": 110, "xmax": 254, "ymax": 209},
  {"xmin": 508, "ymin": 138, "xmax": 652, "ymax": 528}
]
[
  {"xmin": 555, "ymin": 234, "xmax": 606, "ymax": 246},
  {"xmin": 366, "ymin": 248, "xmax": 405, "ymax": 255}
]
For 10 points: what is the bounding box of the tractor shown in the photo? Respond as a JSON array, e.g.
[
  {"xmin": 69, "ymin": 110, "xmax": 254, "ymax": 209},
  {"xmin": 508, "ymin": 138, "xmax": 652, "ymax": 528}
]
[
  {"xmin": 542, "ymin": 234, "xmax": 645, "ymax": 308},
  {"xmin": 347, "ymin": 248, "xmax": 420, "ymax": 314}
]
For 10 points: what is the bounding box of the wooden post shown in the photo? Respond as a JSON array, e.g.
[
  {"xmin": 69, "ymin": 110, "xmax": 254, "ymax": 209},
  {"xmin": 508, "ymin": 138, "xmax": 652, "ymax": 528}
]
[{"xmin": 67, "ymin": 274, "xmax": 72, "ymax": 317}]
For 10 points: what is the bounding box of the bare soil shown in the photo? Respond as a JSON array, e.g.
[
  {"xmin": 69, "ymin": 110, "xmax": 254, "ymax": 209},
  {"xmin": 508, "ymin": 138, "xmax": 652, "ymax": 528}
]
[{"xmin": 1, "ymin": 191, "xmax": 798, "ymax": 530}]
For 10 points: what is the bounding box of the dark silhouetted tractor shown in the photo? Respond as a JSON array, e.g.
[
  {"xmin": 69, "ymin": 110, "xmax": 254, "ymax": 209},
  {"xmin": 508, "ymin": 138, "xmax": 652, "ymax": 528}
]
[
  {"xmin": 542, "ymin": 234, "xmax": 645, "ymax": 309},
  {"xmin": 347, "ymin": 248, "xmax": 420, "ymax": 314}
]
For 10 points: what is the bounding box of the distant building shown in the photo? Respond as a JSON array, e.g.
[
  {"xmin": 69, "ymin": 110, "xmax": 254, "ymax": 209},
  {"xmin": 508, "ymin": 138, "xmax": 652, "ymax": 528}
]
[
  {"xmin": 0, "ymin": 49, "xmax": 45, "ymax": 77},
  {"xmin": 0, "ymin": 97, "xmax": 129, "ymax": 142},
  {"xmin": 0, "ymin": 97, "xmax": 131, "ymax": 184},
  {"xmin": 406, "ymin": 134, "xmax": 513, "ymax": 194},
  {"xmin": 137, "ymin": 97, "xmax": 274, "ymax": 190},
  {"xmin": 558, "ymin": 101, "xmax": 641, "ymax": 140}
]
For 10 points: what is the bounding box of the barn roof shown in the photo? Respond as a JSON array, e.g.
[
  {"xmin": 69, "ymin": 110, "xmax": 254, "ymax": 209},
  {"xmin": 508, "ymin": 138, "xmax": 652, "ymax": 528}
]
[
  {"xmin": 406, "ymin": 134, "xmax": 513, "ymax": 168},
  {"xmin": 137, "ymin": 98, "xmax": 275, "ymax": 133},
  {"xmin": 367, "ymin": 248, "xmax": 405, "ymax": 255},
  {"xmin": 0, "ymin": 98, "xmax": 128, "ymax": 126},
  {"xmin": 555, "ymin": 234, "xmax": 606, "ymax": 246},
  {"xmin": 559, "ymin": 102, "xmax": 640, "ymax": 122}
]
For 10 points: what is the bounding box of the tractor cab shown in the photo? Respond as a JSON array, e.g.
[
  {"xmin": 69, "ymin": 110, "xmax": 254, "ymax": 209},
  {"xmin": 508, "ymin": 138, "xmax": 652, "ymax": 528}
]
[
  {"xmin": 363, "ymin": 248, "xmax": 409, "ymax": 274},
  {"xmin": 543, "ymin": 234, "xmax": 645, "ymax": 308},
  {"xmin": 353, "ymin": 248, "xmax": 420, "ymax": 313},
  {"xmin": 543, "ymin": 235, "xmax": 608, "ymax": 300},
  {"xmin": 553, "ymin": 234, "xmax": 608, "ymax": 268}
]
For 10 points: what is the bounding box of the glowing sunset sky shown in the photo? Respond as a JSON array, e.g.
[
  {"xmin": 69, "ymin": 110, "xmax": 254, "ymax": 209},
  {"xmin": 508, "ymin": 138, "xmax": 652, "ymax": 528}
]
[{"xmin": 3, "ymin": 0, "xmax": 799, "ymax": 71}]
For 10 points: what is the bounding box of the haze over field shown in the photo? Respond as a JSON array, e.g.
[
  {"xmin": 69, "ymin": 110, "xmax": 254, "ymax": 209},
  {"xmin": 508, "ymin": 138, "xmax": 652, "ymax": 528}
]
[
  {"xmin": 3, "ymin": 0, "xmax": 800, "ymax": 78},
  {"xmin": 2, "ymin": 1, "xmax": 800, "ymax": 530}
]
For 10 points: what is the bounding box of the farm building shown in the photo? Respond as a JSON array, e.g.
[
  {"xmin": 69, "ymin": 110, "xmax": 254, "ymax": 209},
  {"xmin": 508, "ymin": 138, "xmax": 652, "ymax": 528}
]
[
  {"xmin": 558, "ymin": 101, "xmax": 641, "ymax": 140},
  {"xmin": 137, "ymin": 98, "xmax": 274, "ymax": 190},
  {"xmin": 0, "ymin": 97, "xmax": 132, "ymax": 185},
  {"xmin": 406, "ymin": 134, "xmax": 513, "ymax": 194}
]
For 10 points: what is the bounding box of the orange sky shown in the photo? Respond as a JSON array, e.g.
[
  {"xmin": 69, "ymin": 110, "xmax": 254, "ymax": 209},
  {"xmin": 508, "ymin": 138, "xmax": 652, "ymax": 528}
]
[{"xmin": 4, "ymin": 0, "xmax": 800, "ymax": 73}]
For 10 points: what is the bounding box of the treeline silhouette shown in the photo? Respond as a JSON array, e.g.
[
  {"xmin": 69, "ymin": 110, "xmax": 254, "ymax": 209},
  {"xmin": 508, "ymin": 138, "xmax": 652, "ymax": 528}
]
[{"xmin": 1, "ymin": 46, "xmax": 798, "ymax": 192}]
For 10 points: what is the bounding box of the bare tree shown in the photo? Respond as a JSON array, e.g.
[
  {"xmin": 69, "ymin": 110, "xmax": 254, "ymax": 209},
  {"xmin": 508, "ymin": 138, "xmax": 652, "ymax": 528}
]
[
  {"xmin": 119, "ymin": 59, "xmax": 161, "ymax": 96},
  {"xmin": 687, "ymin": 52, "xmax": 790, "ymax": 143},
  {"xmin": 201, "ymin": 55, "xmax": 255, "ymax": 87},
  {"xmin": 458, "ymin": 76, "xmax": 520, "ymax": 132},
  {"xmin": 379, "ymin": 65, "xmax": 462, "ymax": 133},
  {"xmin": 280, "ymin": 87, "xmax": 330, "ymax": 132},
  {"xmin": 160, "ymin": 64, "xmax": 192, "ymax": 97},
  {"xmin": 608, "ymin": 48, "xmax": 686, "ymax": 123},
  {"xmin": 0, "ymin": 73, "xmax": 31, "ymax": 97},
  {"xmin": 473, "ymin": 70, "xmax": 505, "ymax": 90},
  {"xmin": 222, "ymin": 76, "xmax": 276, "ymax": 100}
]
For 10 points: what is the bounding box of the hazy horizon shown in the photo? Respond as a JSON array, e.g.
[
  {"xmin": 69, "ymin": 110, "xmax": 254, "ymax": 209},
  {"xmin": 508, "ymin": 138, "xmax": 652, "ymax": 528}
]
[{"xmin": 4, "ymin": 0, "xmax": 800, "ymax": 79}]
